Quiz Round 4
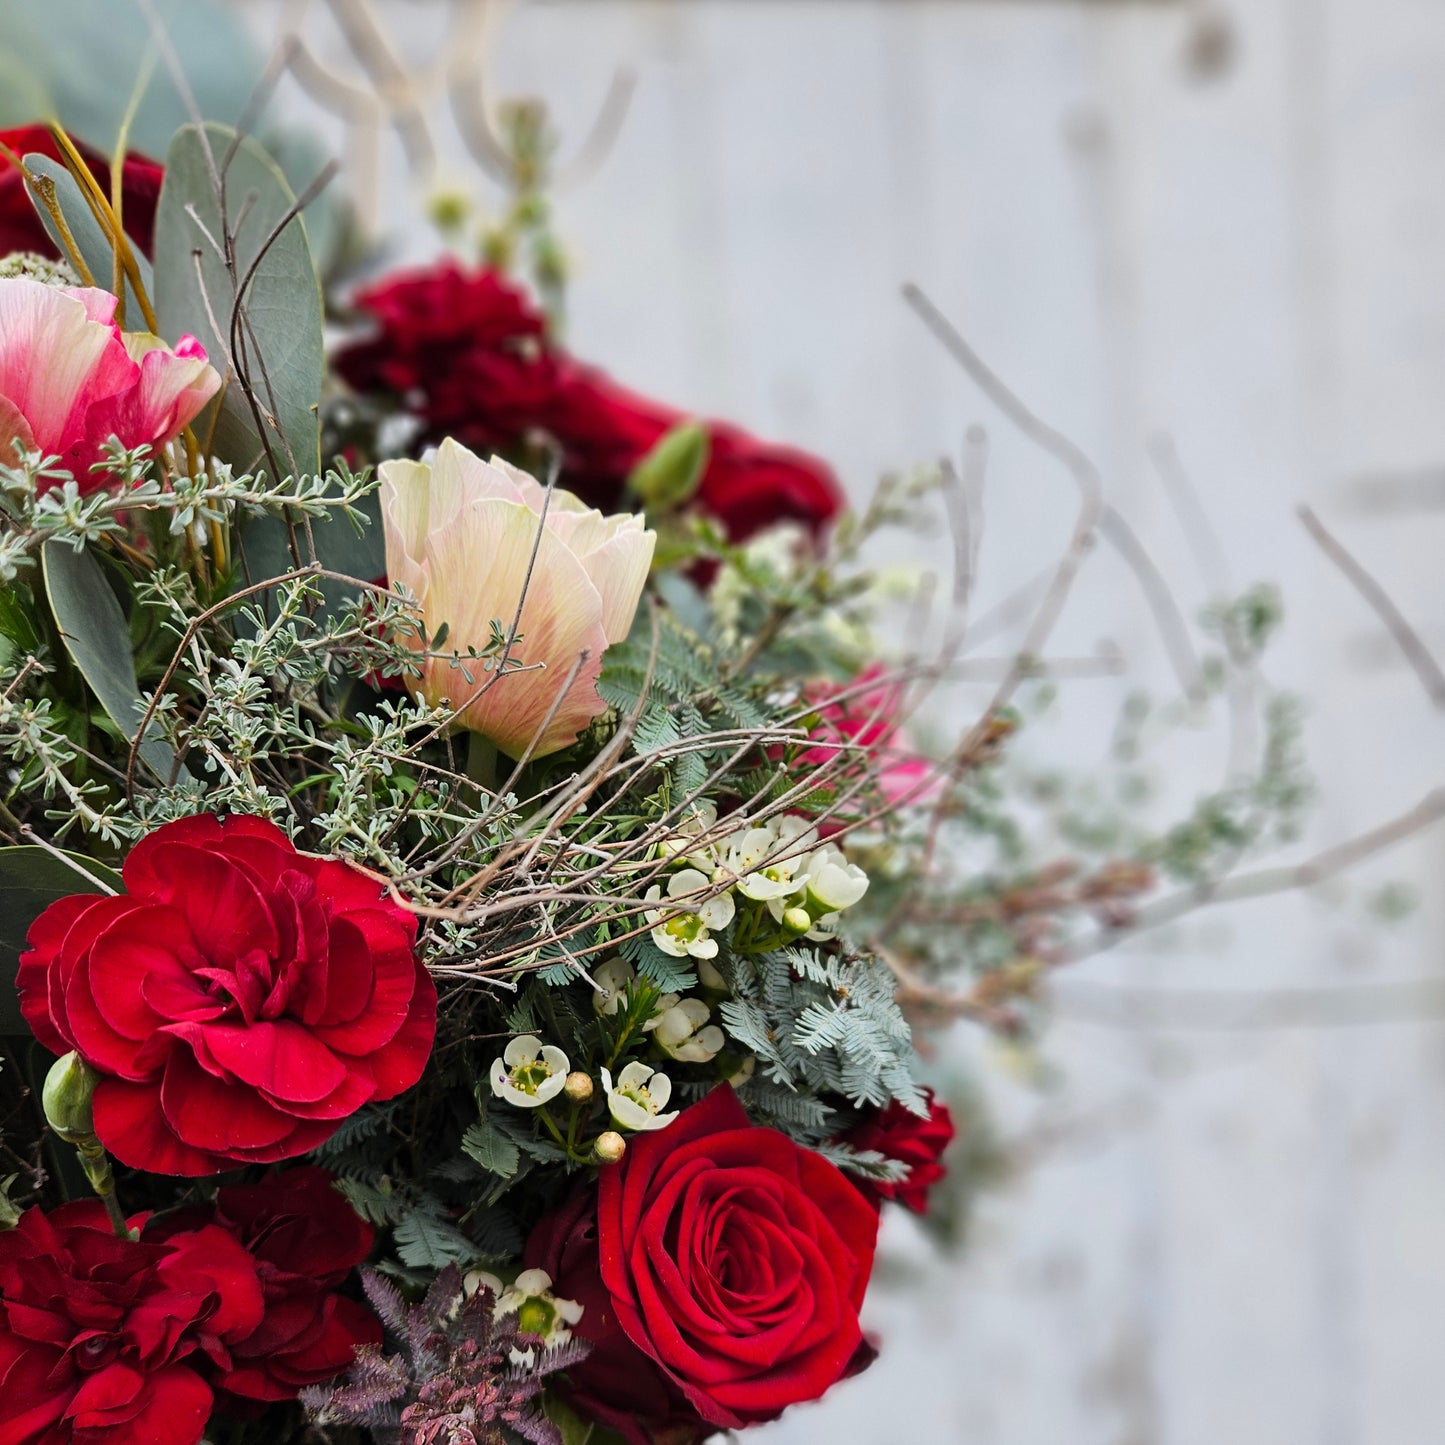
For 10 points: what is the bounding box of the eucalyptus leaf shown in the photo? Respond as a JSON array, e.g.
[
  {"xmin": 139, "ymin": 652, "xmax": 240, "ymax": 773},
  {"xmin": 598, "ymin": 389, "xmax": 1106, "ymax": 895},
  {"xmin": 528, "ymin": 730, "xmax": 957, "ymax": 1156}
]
[
  {"xmin": 0, "ymin": 846, "xmax": 121, "ymax": 1034},
  {"xmin": 153, "ymin": 122, "xmax": 323, "ymax": 482},
  {"xmin": 21, "ymin": 154, "xmax": 153, "ymax": 324},
  {"xmin": 41, "ymin": 541, "xmax": 184, "ymax": 784}
]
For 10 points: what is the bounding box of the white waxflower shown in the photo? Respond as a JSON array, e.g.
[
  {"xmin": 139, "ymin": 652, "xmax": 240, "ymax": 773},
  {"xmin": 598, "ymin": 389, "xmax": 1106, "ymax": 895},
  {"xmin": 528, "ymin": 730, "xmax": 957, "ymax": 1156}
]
[
  {"xmin": 656, "ymin": 799, "xmax": 722, "ymax": 868},
  {"xmin": 724, "ymin": 815, "xmax": 819, "ymax": 901},
  {"xmin": 591, "ymin": 957, "xmax": 636, "ymax": 1016},
  {"xmin": 644, "ymin": 868, "xmax": 735, "ymax": 959},
  {"xmin": 803, "ymin": 842, "xmax": 870, "ymax": 911},
  {"xmin": 651, "ymin": 997, "xmax": 726, "ymax": 1064},
  {"xmin": 489, "ymin": 1035, "xmax": 569, "ymax": 1108},
  {"xmin": 601, "ymin": 1061, "xmax": 679, "ymax": 1131},
  {"xmin": 467, "ymin": 1267, "xmax": 584, "ymax": 1367}
]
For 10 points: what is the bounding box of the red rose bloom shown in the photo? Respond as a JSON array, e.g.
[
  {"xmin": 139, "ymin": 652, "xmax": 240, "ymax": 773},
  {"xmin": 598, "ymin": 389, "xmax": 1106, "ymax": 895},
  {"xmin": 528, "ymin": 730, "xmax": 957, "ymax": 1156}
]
[
  {"xmin": 0, "ymin": 1200, "xmax": 264, "ymax": 1445},
  {"xmin": 334, "ymin": 261, "xmax": 844, "ymax": 544},
  {"xmin": 0, "ymin": 125, "xmax": 164, "ymax": 261},
  {"xmin": 844, "ymin": 1090, "xmax": 956, "ymax": 1214},
  {"xmin": 17, "ymin": 813, "xmax": 436, "ymax": 1177},
  {"xmin": 149, "ymin": 1167, "xmax": 381, "ymax": 1402},
  {"xmin": 525, "ymin": 1088, "xmax": 878, "ymax": 1443}
]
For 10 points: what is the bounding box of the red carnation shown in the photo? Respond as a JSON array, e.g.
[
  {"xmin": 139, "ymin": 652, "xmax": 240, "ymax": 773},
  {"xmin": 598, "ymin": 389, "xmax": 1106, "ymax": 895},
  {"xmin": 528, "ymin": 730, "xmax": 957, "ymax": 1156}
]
[
  {"xmin": 333, "ymin": 261, "xmax": 845, "ymax": 544},
  {"xmin": 149, "ymin": 1167, "xmax": 381, "ymax": 1403},
  {"xmin": 844, "ymin": 1090, "xmax": 956, "ymax": 1214},
  {"xmin": 525, "ymin": 1088, "xmax": 878, "ymax": 1444},
  {"xmin": 0, "ymin": 1200, "xmax": 264, "ymax": 1445},
  {"xmin": 0, "ymin": 125, "xmax": 163, "ymax": 261},
  {"xmin": 17, "ymin": 813, "xmax": 436, "ymax": 1176}
]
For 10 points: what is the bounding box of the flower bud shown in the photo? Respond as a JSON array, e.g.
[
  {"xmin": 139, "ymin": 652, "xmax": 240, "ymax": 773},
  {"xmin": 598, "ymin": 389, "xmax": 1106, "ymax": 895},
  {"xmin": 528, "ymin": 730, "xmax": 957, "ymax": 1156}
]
[
  {"xmin": 42, "ymin": 1051, "xmax": 97, "ymax": 1144},
  {"xmin": 594, "ymin": 1131, "xmax": 627, "ymax": 1165},
  {"xmin": 564, "ymin": 1071, "xmax": 595, "ymax": 1104},
  {"xmin": 781, "ymin": 906, "xmax": 812, "ymax": 936},
  {"xmin": 627, "ymin": 421, "xmax": 709, "ymax": 514}
]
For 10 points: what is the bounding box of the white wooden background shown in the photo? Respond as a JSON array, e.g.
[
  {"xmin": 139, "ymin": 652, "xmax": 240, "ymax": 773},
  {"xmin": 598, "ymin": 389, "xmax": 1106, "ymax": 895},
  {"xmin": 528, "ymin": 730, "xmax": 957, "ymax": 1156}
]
[{"xmin": 247, "ymin": 3, "xmax": 1445, "ymax": 1441}]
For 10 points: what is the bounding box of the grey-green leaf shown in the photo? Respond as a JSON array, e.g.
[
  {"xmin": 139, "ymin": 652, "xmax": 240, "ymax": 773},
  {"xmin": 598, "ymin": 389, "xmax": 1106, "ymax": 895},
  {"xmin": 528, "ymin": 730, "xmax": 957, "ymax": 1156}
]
[
  {"xmin": 0, "ymin": 845, "xmax": 121, "ymax": 1033},
  {"xmin": 153, "ymin": 122, "xmax": 323, "ymax": 482},
  {"xmin": 42, "ymin": 541, "xmax": 184, "ymax": 784},
  {"xmin": 21, "ymin": 154, "xmax": 153, "ymax": 324},
  {"xmin": 460, "ymin": 1117, "xmax": 521, "ymax": 1179}
]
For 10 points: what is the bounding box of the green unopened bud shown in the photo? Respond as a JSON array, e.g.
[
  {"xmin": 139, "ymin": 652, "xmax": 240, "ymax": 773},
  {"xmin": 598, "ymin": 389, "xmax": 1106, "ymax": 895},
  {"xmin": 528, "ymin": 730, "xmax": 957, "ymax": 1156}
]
[
  {"xmin": 594, "ymin": 1130, "xmax": 627, "ymax": 1165},
  {"xmin": 43, "ymin": 1052, "xmax": 97, "ymax": 1143},
  {"xmin": 564, "ymin": 1070, "xmax": 594, "ymax": 1104},
  {"xmin": 627, "ymin": 422, "xmax": 709, "ymax": 515},
  {"xmin": 781, "ymin": 906, "xmax": 812, "ymax": 936},
  {"xmin": 0, "ymin": 1174, "xmax": 21, "ymax": 1231}
]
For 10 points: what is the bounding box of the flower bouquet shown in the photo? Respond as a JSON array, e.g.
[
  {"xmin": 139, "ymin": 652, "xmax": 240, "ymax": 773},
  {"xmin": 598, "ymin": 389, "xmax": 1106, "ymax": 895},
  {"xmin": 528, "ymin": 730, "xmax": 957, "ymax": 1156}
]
[{"xmin": 0, "ymin": 17, "xmax": 1382, "ymax": 1445}]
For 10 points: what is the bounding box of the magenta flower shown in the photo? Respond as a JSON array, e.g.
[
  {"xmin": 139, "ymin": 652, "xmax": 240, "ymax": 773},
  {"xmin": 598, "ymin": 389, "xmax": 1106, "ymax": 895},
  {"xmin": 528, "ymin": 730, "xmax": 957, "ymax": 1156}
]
[{"xmin": 0, "ymin": 277, "xmax": 220, "ymax": 488}]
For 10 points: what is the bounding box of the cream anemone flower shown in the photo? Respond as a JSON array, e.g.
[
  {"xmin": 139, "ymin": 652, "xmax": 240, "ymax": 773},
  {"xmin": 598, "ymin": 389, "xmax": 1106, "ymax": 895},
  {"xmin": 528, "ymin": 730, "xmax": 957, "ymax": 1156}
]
[{"xmin": 380, "ymin": 439, "xmax": 655, "ymax": 757}]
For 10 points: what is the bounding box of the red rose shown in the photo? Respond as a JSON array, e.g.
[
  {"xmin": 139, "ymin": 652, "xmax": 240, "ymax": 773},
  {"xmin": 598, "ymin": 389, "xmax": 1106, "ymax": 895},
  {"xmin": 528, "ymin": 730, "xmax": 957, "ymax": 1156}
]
[
  {"xmin": 0, "ymin": 1200, "xmax": 264, "ymax": 1445},
  {"xmin": 334, "ymin": 261, "xmax": 845, "ymax": 544},
  {"xmin": 843, "ymin": 1090, "xmax": 955, "ymax": 1214},
  {"xmin": 0, "ymin": 125, "xmax": 164, "ymax": 261},
  {"xmin": 17, "ymin": 813, "xmax": 436, "ymax": 1177},
  {"xmin": 526, "ymin": 1088, "xmax": 878, "ymax": 1443},
  {"xmin": 149, "ymin": 1167, "xmax": 381, "ymax": 1402}
]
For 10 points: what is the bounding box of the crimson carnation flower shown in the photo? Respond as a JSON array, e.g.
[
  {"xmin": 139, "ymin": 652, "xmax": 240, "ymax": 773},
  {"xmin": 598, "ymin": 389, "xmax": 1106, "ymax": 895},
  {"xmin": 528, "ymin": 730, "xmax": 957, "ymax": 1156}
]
[
  {"xmin": 525, "ymin": 1087, "xmax": 878, "ymax": 1444},
  {"xmin": 334, "ymin": 261, "xmax": 553, "ymax": 458},
  {"xmin": 149, "ymin": 1167, "xmax": 381, "ymax": 1403},
  {"xmin": 17, "ymin": 813, "xmax": 436, "ymax": 1177},
  {"xmin": 0, "ymin": 1200, "xmax": 264, "ymax": 1445},
  {"xmin": 333, "ymin": 261, "xmax": 845, "ymax": 544},
  {"xmin": 844, "ymin": 1090, "xmax": 956, "ymax": 1214},
  {"xmin": 0, "ymin": 125, "xmax": 164, "ymax": 261}
]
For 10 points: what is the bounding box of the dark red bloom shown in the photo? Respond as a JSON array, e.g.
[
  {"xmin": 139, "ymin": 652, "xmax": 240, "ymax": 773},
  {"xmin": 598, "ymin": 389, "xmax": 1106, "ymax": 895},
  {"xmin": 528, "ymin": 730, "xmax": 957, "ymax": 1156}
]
[
  {"xmin": 334, "ymin": 262, "xmax": 553, "ymax": 459},
  {"xmin": 333, "ymin": 262, "xmax": 844, "ymax": 545},
  {"xmin": 844, "ymin": 1090, "xmax": 956, "ymax": 1214},
  {"xmin": 0, "ymin": 126, "xmax": 163, "ymax": 261},
  {"xmin": 525, "ymin": 1088, "xmax": 878, "ymax": 1443},
  {"xmin": 0, "ymin": 1200, "xmax": 264, "ymax": 1445},
  {"xmin": 17, "ymin": 813, "xmax": 436, "ymax": 1177},
  {"xmin": 149, "ymin": 1167, "xmax": 380, "ymax": 1403}
]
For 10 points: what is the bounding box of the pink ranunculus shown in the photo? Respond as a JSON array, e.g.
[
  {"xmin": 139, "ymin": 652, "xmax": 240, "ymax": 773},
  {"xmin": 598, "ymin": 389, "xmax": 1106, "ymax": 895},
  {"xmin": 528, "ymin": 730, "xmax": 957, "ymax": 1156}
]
[
  {"xmin": 380, "ymin": 438, "xmax": 655, "ymax": 758},
  {"xmin": 0, "ymin": 277, "xmax": 219, "ymax": 488}
]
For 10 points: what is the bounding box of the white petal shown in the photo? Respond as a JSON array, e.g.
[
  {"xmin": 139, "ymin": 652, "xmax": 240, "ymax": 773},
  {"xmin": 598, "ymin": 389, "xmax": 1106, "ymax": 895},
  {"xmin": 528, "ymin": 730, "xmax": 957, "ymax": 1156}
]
[{"xmin": 504, "ymin": 1035, "xmax": 543, "ymax": 1066}]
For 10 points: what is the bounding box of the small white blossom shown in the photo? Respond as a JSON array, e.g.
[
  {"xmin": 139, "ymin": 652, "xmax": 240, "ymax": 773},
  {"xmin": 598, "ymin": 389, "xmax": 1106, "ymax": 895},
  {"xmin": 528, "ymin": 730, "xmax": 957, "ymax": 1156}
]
[
  {"xmin": 591, "ymin": 957, "xmax": 635, "ymax": 1016},
  {"xmin": 723, "ymin": 815, "xmax": 819, "ymax": 902},
  {"xmin": 650, "ymin": 996, "xmax": 726, "ymax": 1063},
  {"xmin": 601, "ymin": 1060, "xmax": 678, "ymax": 1131},
  {"xmin": 644, "ymin": 868, "xmax": 735, "ymax": 959},
  {"xmin": 656, "ymin": 798, "xmax": 722, "ymax": 868},
  {"xmin": 489, "ymin": 1035, "xmax": 569, "ymax": 1108},
  {"xmin": 803, "ymin": 842, "xmax": 869, "ymax": 911},
  {"xmin": 465, "ymin": 1267, "xmax": 584, "ymax": 1367}
]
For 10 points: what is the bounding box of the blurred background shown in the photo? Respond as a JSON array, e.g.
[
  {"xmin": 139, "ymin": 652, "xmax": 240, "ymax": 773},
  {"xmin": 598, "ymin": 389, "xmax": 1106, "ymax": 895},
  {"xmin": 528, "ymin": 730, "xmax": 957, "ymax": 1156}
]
[{"xmin": 7, "ymin": 1, "xmax": 1444, "ymax": 1440}]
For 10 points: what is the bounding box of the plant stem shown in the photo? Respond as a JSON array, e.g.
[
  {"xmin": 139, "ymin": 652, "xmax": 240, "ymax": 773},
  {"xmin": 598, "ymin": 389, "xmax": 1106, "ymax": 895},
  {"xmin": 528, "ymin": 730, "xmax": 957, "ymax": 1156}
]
[{"xmin": 74, "ymin": 1135, "xmax": 129, "ymax": 1238}]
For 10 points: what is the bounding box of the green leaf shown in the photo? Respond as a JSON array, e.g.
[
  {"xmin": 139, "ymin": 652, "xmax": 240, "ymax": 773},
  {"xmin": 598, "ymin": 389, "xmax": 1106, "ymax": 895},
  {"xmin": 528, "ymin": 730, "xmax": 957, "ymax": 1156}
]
[
  {"xmin": 392, "ymin": 1210, "xmax": 480, "ymax": 1270},
  {"xmin": 460, "ymin": 1117, "xmax": 521, "ymax": 1179},
  {"xmin": 545, "ymin": 1395, "xmax": 631, "ymax": 1445},
  {"xmin": 41, "ymin": 541, "xmax": 184, "ymax": 784},
  {"xmin": 0, "ymin": 845, "xmax": 121, "ymax": 1033},
  {"xmin": 153, "ymin": 122, "xmax": 323, "ymax": 482},
  {"xmin": 21, "ymin": 155, "xmax": 153, "ymax": 323}
]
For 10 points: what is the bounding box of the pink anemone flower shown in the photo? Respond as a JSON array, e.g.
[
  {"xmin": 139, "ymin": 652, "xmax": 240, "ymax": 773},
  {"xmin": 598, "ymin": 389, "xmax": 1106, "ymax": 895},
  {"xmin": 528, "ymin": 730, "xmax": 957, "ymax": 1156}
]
[{"xmin": 0, "ymin": 277, "xmax": 220, "ymax": 489}]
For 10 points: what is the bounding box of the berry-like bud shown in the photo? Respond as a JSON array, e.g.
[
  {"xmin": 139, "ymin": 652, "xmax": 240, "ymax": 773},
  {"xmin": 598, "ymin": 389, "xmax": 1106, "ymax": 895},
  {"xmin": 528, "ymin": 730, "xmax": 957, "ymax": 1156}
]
[
  {"xmin": 43, "ymin": 1051, "xmax": 97, "ymax": 1144},
  {"xmin": 781, "ymin": 906, "xmax": 812, "ymax": 936},
  {"xmin": 564, "ymin": 1070, "xmax": 594, "ymax": 1104},
  {"xmin": 594, "ymin": 1131, "xmax": 627, "ymax": 1165}
]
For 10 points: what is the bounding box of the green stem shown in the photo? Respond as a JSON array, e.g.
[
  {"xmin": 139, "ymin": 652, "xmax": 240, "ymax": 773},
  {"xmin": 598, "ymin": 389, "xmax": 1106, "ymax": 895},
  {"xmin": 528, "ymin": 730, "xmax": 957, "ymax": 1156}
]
[
  {"xmin": 466, "ymin": 731, "xmax": 498, "ymax": 794},
  {"xmin": 74, "ymin": 1135, "xmax": 129, "ymax": 1238}
]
